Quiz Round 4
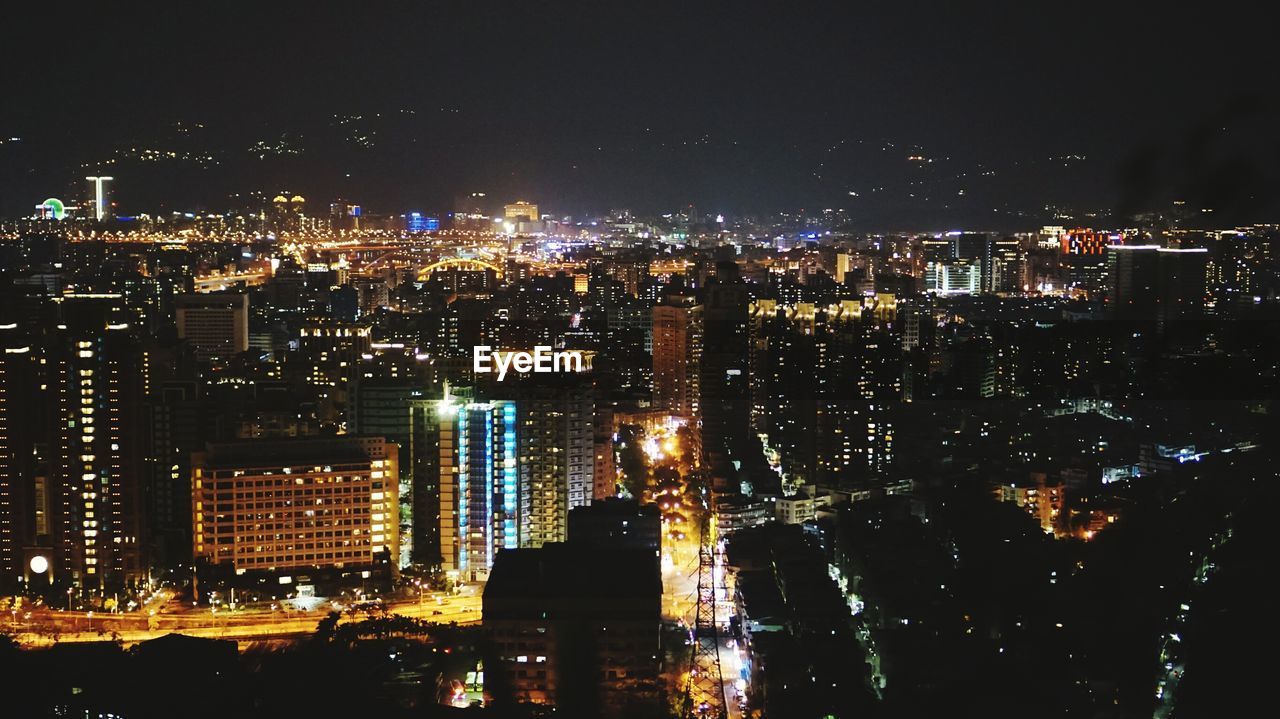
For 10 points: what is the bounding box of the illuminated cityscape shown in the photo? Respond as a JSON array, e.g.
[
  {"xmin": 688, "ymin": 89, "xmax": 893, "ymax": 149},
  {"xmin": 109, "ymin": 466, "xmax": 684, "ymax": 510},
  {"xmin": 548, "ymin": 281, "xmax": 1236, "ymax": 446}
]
[{"xmin": 1, "ymin": 3, "xmax": 1278, "ymax": 719}]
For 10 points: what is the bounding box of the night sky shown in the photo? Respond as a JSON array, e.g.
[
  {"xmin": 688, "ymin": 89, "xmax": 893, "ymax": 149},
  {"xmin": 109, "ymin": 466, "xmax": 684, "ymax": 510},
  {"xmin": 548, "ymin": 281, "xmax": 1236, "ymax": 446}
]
[{"xmin": 1, "ymin": 1, "xmax": 1276, "ymax": 227}]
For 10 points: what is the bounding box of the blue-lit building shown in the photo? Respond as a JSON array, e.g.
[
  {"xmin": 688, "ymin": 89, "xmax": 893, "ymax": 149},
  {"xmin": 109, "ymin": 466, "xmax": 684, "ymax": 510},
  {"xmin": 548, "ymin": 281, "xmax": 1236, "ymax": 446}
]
[
  {"xmin": 440, "ymin": 399, "xmax": 517, "ymax": 581},
  {"xmin": 407, "ymin": 212, "xmax": 440, "ymax": 233}
]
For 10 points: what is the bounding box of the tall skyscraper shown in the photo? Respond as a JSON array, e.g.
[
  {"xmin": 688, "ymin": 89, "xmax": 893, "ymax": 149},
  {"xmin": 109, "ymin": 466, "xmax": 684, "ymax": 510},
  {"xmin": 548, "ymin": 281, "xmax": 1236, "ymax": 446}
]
[
  {"xmin": 652, "ymin": 295, "xmax": 702, "ymax": 419},
  {"xmin": 0, "ymin": 322, "xmax": 47, "ymax": 591},
  {"xmin": 700, "ymin": 262, "xmax": 751, "ymax": 467},
  {"xmin": 438, "ymin": 398, "xmax": 518, "ymax": 581},
  {"xmin": 50, "ymin": 295, "xmax": 147, "ymax": 591},
  {"xmin": 85, "ymin": 176, "xmax": 114, "ymax": 221}
]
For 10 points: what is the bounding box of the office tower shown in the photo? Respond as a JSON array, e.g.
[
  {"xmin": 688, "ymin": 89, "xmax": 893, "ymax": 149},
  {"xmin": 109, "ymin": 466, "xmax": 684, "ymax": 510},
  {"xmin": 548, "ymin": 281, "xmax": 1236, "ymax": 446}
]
[
  {"xmin": 438, "ymin": 399, "xmax": 518, "ymax": 581},
  {"xmin": 406, "ymin": 212, "xmax": 440, "ymax": 233},
  {"xmin": 1107, "ymin": 245, "xmax": 1209, "ymax": 327},
  {"xmin": 503, "ymin": 201, "xmax": 539, "ymax": 223},
  {"xmin": 484, "ymin": 544, "xmax": 662, "ymax": 712},
  {"xmin": 700, "ymin": 262, "xmax": 751, "ymax": 467},
  {"xmin": 990, "ymin": 237, "xmax": 1026, "ymax": 293},
  {"xmin": 191, "ymin": 436, "xmax": 400, "ymax": 588},
  {"xmin": 174, "ymin": 293, "xmax": 249, "ymax": 361},
  {"xmin": 329, "ymin": 285, "xmax": 359, "ymax": 322},
  {"xmin": 651, "ymin": 295, "xmax": 702, "ymax": 419},
  {"xmin": 925, "ymin": 259, "xmax": 981, "ymax": 295},
  {"xmin": 954, "ymin": 232, "xmax": 995, "ymax": 291},
  {"xmin": 84, "ymin": 176, "xmax": 114, "ymax": 221},
  {"xmin": 920, "ymin": 236, "xmax": 954, "ymax": 261}
]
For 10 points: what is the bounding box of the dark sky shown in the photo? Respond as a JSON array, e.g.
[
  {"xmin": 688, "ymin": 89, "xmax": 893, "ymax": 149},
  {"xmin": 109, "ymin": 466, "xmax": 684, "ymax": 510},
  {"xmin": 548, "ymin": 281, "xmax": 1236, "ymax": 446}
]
[{"xmin": 2, "ymin": 1, "xmax": 1276, "ymax": 228}]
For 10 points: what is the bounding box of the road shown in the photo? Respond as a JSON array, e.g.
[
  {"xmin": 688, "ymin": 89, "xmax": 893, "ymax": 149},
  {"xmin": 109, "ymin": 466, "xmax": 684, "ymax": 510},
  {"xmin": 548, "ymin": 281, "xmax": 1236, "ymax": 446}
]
[{"xmin": 11, "ymin": 593, "xmax": 482, "ymax": 648}]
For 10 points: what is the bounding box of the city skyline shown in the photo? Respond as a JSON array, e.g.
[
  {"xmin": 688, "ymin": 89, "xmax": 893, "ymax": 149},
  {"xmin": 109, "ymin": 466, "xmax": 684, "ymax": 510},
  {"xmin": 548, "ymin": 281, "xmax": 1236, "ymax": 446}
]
[
  {"xmin": 2, "ymin": 2, "xmax": 1278, "ymax": 225},
  {"xmin": 1, "ymin": 4, "xmax": 1276, "ymax": 718}
]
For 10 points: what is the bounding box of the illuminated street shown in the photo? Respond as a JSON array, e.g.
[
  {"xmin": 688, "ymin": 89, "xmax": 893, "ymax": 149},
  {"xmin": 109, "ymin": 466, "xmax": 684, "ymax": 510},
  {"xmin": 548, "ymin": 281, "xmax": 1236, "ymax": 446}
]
[{"xmin": 10, "ymin": 592, "xmax": 482, "ymax": 648}]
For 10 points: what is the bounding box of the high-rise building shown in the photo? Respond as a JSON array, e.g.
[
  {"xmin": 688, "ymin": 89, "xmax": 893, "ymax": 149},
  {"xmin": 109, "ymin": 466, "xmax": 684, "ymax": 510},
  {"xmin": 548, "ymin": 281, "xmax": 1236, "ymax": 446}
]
[
  {"xmin": 298, "ymin": 320, "xmax": 373, "ymax": 407},
  {"xmin": 85, "ymin": 176, "xmax": 114, "ymax": 221},
  {"xmin": 700, "ymin": 262, "xmax": 750, "ymax": 467},
  {"xmin": 352, "ymin": 380, "xmax": 433, "ymax": 568},
  {"xmin": 407, "ymin": 396, "xmax": 450, "ymax": 569},
  {"xmin": 835, "ymin": 253, "xmax": 853, "ymax": 284},
  {"xmin": 514, "ymin": 384, "xmax": 595, "ymax": 548},
  {"xmin": 1106, "ymin": 245, "xmax": 1208, "ymax": 327},
  {"xmin": 504, "ymin": 201, "xmax": 539, "ymax": 223},
  {"xmin": 174, "ymin": 293, "xmax": 249, "ymax": 361},
  {"xmin": 50, "ymin": 295, "xmax": 147, "ymax": 591},
  {"xmin": 191, "ymin": 436, "xmax": 400, "ymax": 589},
  {"xmin": 269, "ymin": 194, "xmax": 307, "ymax": 233},
  {"xmin": 145, "ymin": 381, "xmax": 211, "ymax": 569},
  {"xmin": 990, "ymin": 237, "xmax": 1026, "ymax": 293},
  {"xmin": 3, "ymin": 295, "xmax": 145, "ymax": 592},
  {"xmin": 652, "ymin": 295, "xmax": 702, "ymax": 419},
  {"xmin": 925, "ymin": 259, "xmax": 981, "ymax": 295},
  {"xmin": 0, "ymin": 322, "xmax": 47, "ymax": 591},
  {"xmin": 954, "ymin": 232, "xmax": 995, "ymax": 292},
  {"xmin": 438, "ymin": 398, "xmax": 518, "ymax": 581}
]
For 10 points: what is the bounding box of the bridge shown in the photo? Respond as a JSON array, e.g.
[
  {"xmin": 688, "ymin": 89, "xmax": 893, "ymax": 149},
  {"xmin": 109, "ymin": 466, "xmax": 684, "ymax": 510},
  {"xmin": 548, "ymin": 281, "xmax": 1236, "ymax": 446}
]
[{"xmin": 416, "ymin": 257, "xmax": 504, "ymax": 280}]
